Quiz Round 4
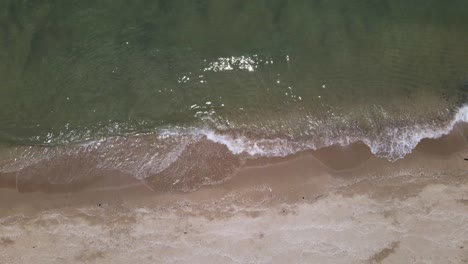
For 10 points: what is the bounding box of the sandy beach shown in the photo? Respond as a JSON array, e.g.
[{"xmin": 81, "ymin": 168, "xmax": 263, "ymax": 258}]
[{"xmin": 2, "ymin": 126, "xmax": 468, "ymax": 264}]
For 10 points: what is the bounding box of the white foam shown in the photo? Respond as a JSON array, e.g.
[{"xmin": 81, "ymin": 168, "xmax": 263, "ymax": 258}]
[
  {"xmin": 2, "ymin": 106, "xmax": 468, "ymax": 176},
  {"xmin": 196, "ymin": 105, "xmax": 468, "ymax": 161},
  {"xmin": 365, "ymin": 105, "xmax": 468, "ymax": 160},
  {"xmin": 200, "ymin": 129, "xmax": 299, "ymax": 156}
]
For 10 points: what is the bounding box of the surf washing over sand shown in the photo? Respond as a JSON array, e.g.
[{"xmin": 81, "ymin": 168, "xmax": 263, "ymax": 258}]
[
  {"xmin": 2, "ymin": 104, "xmax": 468, "ymax": 180},
  {"xmin": 191, "ymin": 104, "xmax": 468, "ymax": 160}
]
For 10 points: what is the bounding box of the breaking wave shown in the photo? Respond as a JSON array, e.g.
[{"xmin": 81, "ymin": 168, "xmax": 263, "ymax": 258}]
[
  {"xmin": 1, "ymin": 105, "xmax": 468, "ymax": 184},
  {"xmin": 186, "ymin": 104, "xmax": 468, "ymax": 161}
]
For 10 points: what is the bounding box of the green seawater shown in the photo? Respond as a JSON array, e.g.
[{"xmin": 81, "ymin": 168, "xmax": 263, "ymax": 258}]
[{"xmin": 1, "ymin": 0, "xmax": 468, "ymax": 145}]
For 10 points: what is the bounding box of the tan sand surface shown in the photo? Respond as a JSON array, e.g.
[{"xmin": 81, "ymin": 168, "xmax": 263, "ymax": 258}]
[{"xmin": 1, "ymin": 130, "xmax": 468, "ymax": 263}]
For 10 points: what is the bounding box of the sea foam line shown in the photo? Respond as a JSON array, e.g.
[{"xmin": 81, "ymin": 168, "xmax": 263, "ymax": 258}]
[
  {"xmin": 194, "ymin": 105, "xmax": 468, "ymax": 161},
  {"xmin": 3, "ymin": 106, "xmax": 468, "ymax": 176}
]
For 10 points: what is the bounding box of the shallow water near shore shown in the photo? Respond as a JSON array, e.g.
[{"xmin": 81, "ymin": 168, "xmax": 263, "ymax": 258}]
[{"xmin": 1, "ymin": 0, "xmax": 468, "ymax": 148}]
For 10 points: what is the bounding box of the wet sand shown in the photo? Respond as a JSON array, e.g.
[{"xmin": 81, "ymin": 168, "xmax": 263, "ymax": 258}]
[{"xmin": 1, "ymin": 129, "xmax": 468, "ymax": 263}]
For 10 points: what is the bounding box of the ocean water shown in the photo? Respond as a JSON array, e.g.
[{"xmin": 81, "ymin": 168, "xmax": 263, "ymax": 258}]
[{"xmin": 1, "ymin": 0, "xmax": 468, "ymax": 185}]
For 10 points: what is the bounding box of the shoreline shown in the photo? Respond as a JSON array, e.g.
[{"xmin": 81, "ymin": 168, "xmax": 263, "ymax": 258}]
[
  {"xmin": 1, "ymin": 123, "xmax": 468, "ymax": 263},
  {"xmin": 2, "ymin": 122, "xmax": 468, "ymax": 194}
]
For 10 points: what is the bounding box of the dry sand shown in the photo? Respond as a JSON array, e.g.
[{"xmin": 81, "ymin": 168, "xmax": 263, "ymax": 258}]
[{"xmin": 1, "ymin": 131, "xmax": 468, "ymax": 263}]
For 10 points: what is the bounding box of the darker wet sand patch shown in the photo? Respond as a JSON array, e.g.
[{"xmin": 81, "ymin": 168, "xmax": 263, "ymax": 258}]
[
  {"xmin": 75, "ymin": 249, "xmax": 106, "ymax": 262},
  {"xmin": 368, "ymin": 241, "xmax": 400, "ymax": 264},
  {"xmin": 0, "ymin": 237, "xmax": 14, "ymax": 246},
  {"xmin": 415, "ymin": 123, "xmax": 468, "ymax": 156},
  {"xmin": 312, "ymin": 141, "xmax": 373, "ymax": 171},
  {"xmin": 279, "ymin": 206, "xmax": 298, "ymax": 216},
  {"xmin": 241, "ymin": 210, "xmax": 262, "ymax": 218}
]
